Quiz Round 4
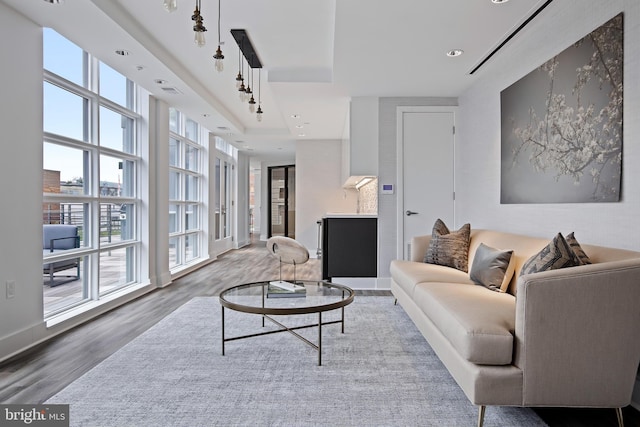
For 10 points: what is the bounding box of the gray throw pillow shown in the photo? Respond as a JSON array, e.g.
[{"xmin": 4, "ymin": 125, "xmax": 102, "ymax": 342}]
[
  {"xmin": 470, "ymin": 243, "xmax": 515, "ymax": 293},
  {"xmin": 519, "ymin": 233, "xmax": 581, "ymax": 276},
  {"xmin": 424, "ymin": 219, "xmax": 471, "ymax": 272},
  {"xmin": 566, "ymin": 232, "xmax": 592, "ymax": 265}
]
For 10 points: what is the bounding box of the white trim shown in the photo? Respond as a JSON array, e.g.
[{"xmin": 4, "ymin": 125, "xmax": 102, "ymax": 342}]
[
  {"xmin": 395, "ymin": 106, "xmax": 458, "ymax": 260},
  {"xmin": 332, "ymin": 277, "xmax": 391, "ymax": 290}
]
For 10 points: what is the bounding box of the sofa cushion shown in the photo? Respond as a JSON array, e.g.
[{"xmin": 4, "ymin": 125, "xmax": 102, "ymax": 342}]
[
  {"xmin": 390, "ymin": 260, "xmax": 474, "ymax": 297},
  {"xmin": 520, "ymin": 233, "xmax": 581, "ymax": 276},
  {"xmin": 414, "ymin": 282, "xmax": 516, "ymax": 365},
  {"xmin": 469, "ymin": 243, "xmax": 515, "ymax": 293},
  {"xmin": 424, "ymin": 219, "xmax": 471, "ymax": 272}
]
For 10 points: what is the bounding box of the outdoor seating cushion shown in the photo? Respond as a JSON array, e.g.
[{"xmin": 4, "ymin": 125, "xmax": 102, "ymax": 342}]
[
  {"xmin": 43, "ymin": 224, "xmax": 78, "ymax": 250},
  {"xmin": 413, "ymin": 282, "xmax": 516, "ymax": 365}
]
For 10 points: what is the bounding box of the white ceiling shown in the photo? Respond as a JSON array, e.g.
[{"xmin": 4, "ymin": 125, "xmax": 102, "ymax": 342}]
[{"xmin": 2, "ymin": 0, "xmax": 549, "ymax": 162}]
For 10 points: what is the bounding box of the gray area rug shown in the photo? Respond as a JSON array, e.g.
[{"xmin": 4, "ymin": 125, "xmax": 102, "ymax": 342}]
[{"xmin": 47, "ymin": 296, "xmax": 546, "ymax": 426}]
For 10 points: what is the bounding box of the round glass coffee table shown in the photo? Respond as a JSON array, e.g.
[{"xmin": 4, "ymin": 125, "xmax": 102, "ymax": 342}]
[{"xmin": 219, "ymin": 280, "xmax": 355, "ymax": 365}]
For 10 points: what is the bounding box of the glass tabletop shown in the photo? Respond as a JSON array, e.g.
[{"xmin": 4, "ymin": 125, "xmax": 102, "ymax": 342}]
[{"xmin": 219, "ymin": 280, "xmax": 355, "ymax": 315}]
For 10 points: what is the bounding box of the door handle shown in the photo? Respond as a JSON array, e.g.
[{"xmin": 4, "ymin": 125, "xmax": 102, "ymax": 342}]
[{"xmin": 406, "ymin": 210, "xmax": 419, "ymax": 216}]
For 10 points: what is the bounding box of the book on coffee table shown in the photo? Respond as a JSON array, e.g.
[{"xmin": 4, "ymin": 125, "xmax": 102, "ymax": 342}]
[{"xmin": 267, "ymin": 281, "xmax": 306, "ymax": 298}]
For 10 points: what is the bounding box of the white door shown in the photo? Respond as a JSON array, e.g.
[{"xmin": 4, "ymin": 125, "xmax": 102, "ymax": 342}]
[{"xmin": 397, "ymin": 107, "xmax": 455, "ymax": 260}]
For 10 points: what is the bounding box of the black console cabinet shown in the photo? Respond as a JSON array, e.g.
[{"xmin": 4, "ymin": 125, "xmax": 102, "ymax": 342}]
[{"xmin": 322, "ymin": 217, "xmax": 377, "ymax": 280}]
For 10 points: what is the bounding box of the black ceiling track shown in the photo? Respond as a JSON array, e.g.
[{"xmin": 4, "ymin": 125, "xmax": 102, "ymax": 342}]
[
  {"xmin": 231, "ymin": 29, "xmax": 262, "ymax": 69},
  {"xmin": 469, "ymin": 0, "xmax": 555, "ymax": 75}
]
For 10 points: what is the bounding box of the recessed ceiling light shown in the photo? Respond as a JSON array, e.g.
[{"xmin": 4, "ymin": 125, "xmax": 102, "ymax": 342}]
[
  {"xmin": 295, "ymin": 125, "xmax": 304, "ymax": 129},
  {"xmin": 115, "ymin": 50, "xmax": 130, "ymax": 56},
  {"xmin": 291, "ymin": 114, "xmax": 301, "ymax": 119},
  {"xmin": 298, "ymin": 133, "xmax": 306, "ymax": 137},
  {"xmin": 202, "ymin": 114, "xmax": 210, "ymax": 118},
  {"xmin": 446, "ymin": 49, "xmax": 464, "ymax": 57},
  {"xmin": 491, "ymin": 0, "xmax": 509, "ymax": 3},
  {"xmin": 43, "ymin": 0, "xmax": 64, "ymax": 3},
  {"xmin": 154, "ymin": 79, "xmax": 168, "ymax": 85}
]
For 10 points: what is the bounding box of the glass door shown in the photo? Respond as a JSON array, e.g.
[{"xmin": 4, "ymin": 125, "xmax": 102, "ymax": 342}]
[
  {"xmin": 268, "ymin": 165, "xmax": 295, "ymax": 238},
  {"xmin": 214, "ymin": 155, "xmax": 234, "ymax": 255}
]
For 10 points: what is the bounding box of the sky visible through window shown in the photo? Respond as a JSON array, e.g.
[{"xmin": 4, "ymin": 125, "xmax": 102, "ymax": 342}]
[{"xmin": 43, "ymin": 28, "xmax": 131, "ymax": 184}]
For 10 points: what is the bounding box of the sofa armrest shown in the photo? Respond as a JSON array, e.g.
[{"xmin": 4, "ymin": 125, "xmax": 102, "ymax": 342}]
[
  {"xmin": 513, "ymin": 259, "xmax": 640, "ymax": 407},
  {"xmin": 410, "ymin": 235, "xmax": 432, "ymax": 262}
]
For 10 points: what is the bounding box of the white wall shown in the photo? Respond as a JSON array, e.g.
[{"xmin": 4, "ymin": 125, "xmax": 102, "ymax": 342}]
[
  {"xmin": 0, "ymin": 3, "xmax": 46, "ymax": 357},
  {"xmin": 235, "ymin": 152, "xmax": 251, "ymax": 248},
  {"xmin": 296, "ymin": 140, "xmax": 358, "ymax": 255},
  {"xmin": 377, "ymin": 97, "xmax": 458, "ymax": 276},
  {"xmin": 457, "ymin": 0, "xmax": 640, "ymax": 250},
  {"xmin": 346, "ymin": 97, "xmax": 379, "ymax": 181}
]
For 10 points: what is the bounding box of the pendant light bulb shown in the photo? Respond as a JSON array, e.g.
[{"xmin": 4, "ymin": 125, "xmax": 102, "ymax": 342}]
[
  {"xmin": 163, "ymin": 0, "xmax": 178, "ymax": 12},
  {"xmin": 249, "ymin": 95, "xmax": 256, "ymax": 113},
  {"xmin": 214, "ymin": 46, "xmax": 224, "ymax": 72},
  {"xmin": 238, "ymin": 81, "xmax": 246, "ymax": 101},
  {"xmin": 256, "ymin": 105, "xmax": 263, "ymax": 122},
  {"xmin": 215, "ymin": 57, "xmax": 224, "ymax": 72},
  {"xmin": 192, "ymin": 1, "xmax": 207, "ymax": 47},
  {"xmin": 194, "ymin": 31, "xmax": 206, "ymax": 47}
]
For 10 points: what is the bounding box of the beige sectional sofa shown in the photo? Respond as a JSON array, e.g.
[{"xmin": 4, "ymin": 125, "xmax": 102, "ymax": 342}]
[{"xmin": 390, "ymin": 229, "xmax": 640, "ymax": 427}]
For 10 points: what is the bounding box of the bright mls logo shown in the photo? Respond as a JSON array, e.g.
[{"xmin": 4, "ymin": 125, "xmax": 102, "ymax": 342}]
[{"xmin": 1, "ymin": 405, "xmax": 69, "ymax": 426}]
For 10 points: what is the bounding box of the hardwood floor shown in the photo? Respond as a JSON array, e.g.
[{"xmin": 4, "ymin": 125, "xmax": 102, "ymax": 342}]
[{"xmin": 1, "ymin": 238, "xmax": 639, "ymax": 426}]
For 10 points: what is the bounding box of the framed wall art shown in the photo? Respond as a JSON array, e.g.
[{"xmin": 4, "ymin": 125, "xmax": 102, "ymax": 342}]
[{"xmin": 500, "ymin": 13, "xmax": 623, "ymax": 203}]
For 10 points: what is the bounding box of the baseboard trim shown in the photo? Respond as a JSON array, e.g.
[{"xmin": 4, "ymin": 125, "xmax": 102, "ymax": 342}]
[{"xmin": 331, "ymin": 277, "xmax": 391, "ymax": 290}]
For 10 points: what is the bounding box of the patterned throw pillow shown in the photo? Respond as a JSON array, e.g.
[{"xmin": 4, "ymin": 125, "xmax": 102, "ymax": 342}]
[
  {"xmin": 424, "ymin": 219, "xmax": 471, "ymax": 272},
  {"xmin": 566, "ymin": 232, "xmax": 592, "ymax": 265},
  {"xmin": 519, "ymin": 233, "xmax": 581, "ymax": 276},
  {"xmin": 470, "ymin": 243, "xmax": 515, "ymax": 293}
]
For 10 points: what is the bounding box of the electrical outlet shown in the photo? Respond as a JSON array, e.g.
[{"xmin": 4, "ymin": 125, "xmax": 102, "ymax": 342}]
[{"xmin": 6, "ymin": 280, "xmax": 15, "ymax": 299}]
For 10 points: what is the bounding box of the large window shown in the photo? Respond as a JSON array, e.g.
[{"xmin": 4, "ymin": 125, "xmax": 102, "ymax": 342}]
[
  {"xmin": 42, "ymin": 29, "xmax": 141, "ymax": 317},
  {"xmin": 214, "ymin": 137, "xmax": 237, "ymax": 242},
  {"xmin": 168, "ymin": 108, "xmax": 206, "ymax": 270}
]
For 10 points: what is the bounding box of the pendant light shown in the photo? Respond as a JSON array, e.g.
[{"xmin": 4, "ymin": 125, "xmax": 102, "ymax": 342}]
[
  {"xmin": 212, "ymin": 0, "xmax": 224, "ymax": 71},
  {"xmin": 238, "ymin": 56, "xmax": 246, "ymax": 100},
  {"xmin": 192, "ymin": 0, "xmax": 207, "ymax": 47},
  {"xmin": 235, "ymin": 47, "xmax": 244, "ymax": 89},
  {"xmin": 248, "ymin": 66, "xmax": 256, "ymax": 113},
  {"xmin": 256, "ymin": 69, "xmax": 263, "ymax": 122},
  {"xmin": 245, "ymin": 62, "xmax": 253, "ymax": 103}
]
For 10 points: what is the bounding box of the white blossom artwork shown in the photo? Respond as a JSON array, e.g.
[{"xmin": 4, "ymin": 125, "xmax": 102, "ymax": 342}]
[{"xmin": 501, "ymin": 13, "xmax": 623, "ymax": 203}]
